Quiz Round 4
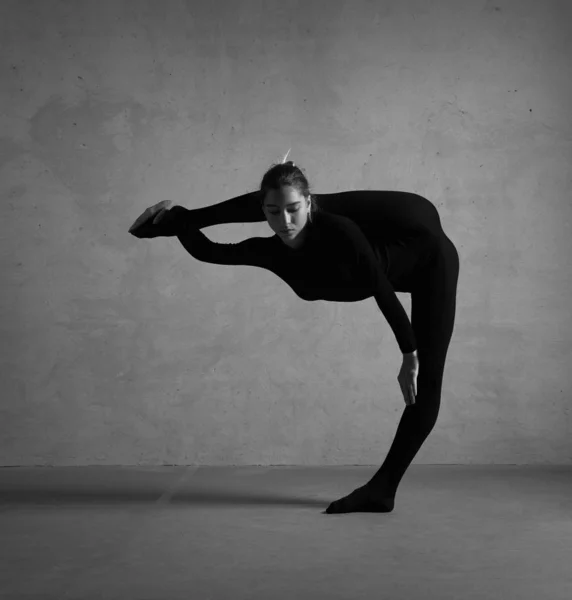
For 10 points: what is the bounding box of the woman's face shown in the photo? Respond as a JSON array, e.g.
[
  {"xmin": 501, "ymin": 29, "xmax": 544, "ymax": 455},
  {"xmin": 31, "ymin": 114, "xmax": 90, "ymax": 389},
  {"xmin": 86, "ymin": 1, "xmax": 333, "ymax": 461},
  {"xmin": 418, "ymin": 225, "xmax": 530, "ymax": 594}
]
[{"xmin": 262, "ymin": 186, "xmax": 312, "ymax": 247}]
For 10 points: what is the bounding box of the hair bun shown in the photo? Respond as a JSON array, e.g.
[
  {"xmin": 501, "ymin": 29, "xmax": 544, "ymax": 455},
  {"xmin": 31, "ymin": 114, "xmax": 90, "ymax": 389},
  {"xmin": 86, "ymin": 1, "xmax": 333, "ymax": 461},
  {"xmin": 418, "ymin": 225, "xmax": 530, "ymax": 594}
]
[{"xmin": 285, "ymin": 160, "xmax": 295, "ymax": 167}]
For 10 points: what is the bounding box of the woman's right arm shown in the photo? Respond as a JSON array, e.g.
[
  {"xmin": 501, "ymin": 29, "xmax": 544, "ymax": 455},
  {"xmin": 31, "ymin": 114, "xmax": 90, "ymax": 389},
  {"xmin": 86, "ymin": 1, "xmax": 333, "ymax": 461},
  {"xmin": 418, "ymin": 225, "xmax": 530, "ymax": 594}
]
[{"xmin": 170, "ymin": 206, "xmax": 271, "ymax": 268}]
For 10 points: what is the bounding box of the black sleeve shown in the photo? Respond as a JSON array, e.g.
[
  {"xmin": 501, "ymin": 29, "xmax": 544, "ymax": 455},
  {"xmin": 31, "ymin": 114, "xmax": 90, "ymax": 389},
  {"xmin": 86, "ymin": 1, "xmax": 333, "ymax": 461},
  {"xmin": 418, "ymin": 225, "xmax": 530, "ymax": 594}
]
[
  {"xmin": 333, "ymin": 215, "xmax": 418, "ymax": 354},
  {"xmin": 170, "ymin": 205, "xmax": 271, "ymax": 268}
]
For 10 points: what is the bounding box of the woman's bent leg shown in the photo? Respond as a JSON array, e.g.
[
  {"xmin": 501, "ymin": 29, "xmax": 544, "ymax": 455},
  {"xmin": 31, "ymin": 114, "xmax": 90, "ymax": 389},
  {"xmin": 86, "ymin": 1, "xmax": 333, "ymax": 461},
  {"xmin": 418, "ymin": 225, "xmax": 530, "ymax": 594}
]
[
  {"xmin": 314, "ymin": 191, "xmax": 443, "ymax": 236},
  {"xmin": 182, "ymin": 189, "xmax": 354, "ymax": 229},
  {"xmin": 183, "ymin": 189, "xmax": 441, "ymax": 234}
]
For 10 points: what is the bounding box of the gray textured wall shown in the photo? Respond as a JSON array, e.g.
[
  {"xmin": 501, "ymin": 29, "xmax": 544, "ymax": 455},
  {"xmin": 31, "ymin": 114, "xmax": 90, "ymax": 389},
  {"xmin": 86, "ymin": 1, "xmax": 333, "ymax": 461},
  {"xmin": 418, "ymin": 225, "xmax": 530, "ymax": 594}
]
[{"xmin": 1, "ymin": 0, "xmax": 571, "ymax": 466}]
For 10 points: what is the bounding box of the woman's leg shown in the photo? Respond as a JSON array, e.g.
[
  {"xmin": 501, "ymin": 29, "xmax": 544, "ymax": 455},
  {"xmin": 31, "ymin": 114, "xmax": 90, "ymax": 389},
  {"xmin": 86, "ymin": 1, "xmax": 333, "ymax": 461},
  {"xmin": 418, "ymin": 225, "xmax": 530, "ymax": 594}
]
[
  {"xmin": 180, "ymin": 190, "xmax": 351, "ymax": 228},
  {"xmin": 369, "ymin": 234, "xmax": 460, "ymax": 492},
  {"xmin": 315, "ymin": 191, "xmax": 443, "ymax": 236},
  {"xmin": 181, "ymin": 189, "xmax": 353, "ymax": 228},
  {"xmin": 183, "ymin": 189, "xmax": 442, "ymax": 239},
  {"xmin": 326, "ymin": 233, "xmax": 460, "ymax": 513},
  {"xmin": 185, "ymin": 191, "xmax": 266, "ymax": 228}
]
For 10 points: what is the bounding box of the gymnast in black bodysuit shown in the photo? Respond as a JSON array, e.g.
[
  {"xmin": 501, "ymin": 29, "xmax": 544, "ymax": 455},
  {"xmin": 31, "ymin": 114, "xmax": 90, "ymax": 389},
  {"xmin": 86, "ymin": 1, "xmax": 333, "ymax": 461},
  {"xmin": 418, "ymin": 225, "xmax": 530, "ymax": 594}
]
[{"xmin": 128, "ymin": 160, "xmax": 460, "ymax": 514}]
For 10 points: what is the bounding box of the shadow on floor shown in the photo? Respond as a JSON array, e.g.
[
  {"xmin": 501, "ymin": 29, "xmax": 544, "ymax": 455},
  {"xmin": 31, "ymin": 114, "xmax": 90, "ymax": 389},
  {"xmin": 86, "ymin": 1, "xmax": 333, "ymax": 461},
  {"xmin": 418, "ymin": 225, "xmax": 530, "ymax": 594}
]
[{"xmin": 0, "ymin": 486, "xmax": 328, "ymax": 508}]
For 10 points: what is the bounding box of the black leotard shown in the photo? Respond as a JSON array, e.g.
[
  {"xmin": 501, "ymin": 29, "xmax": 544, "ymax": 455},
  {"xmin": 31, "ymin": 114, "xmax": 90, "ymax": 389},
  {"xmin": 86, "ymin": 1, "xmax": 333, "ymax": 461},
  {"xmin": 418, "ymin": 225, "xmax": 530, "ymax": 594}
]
[
  {"xmin": 144, "ymin": 190, "xmax": 460, "ymax": 506},
  {"xmin": 169, "ymin": 194, "xmax": 442, "ymax": 354}
]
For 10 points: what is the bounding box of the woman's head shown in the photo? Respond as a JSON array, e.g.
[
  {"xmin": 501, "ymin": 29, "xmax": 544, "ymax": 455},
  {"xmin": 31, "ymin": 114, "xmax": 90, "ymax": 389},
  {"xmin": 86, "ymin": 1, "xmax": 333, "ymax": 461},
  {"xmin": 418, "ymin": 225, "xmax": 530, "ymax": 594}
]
[{"xmin": 259, "ymin": 160, "xmax": 318, "ymax": 247}]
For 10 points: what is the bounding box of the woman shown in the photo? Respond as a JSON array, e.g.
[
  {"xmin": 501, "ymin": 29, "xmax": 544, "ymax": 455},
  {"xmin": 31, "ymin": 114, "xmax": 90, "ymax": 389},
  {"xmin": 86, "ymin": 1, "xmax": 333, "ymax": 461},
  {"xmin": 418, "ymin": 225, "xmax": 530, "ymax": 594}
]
[{"xmin": 128, "ymin": 160, "xmax": 460, "ymax": 514}]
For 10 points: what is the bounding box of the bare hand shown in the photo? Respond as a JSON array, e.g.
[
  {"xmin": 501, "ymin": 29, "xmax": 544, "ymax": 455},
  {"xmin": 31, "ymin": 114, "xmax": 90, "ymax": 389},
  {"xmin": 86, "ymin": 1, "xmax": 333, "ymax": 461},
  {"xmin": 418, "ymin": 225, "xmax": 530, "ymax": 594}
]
[
  {"xmin": 128, "ymin": 200, "xmax": 175, "ymax": 238},
  {"xmin": 398, "ymin": 354, "xmax": 419, "ymax": 406}
]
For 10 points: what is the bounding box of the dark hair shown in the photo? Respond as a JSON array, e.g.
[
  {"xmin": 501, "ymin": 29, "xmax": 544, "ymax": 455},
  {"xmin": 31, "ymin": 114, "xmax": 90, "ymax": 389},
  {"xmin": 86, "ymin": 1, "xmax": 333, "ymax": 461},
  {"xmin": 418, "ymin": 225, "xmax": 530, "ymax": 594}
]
[{"xmin": 259, "ymin": 161, "xmax": 319, "ymax": 219}]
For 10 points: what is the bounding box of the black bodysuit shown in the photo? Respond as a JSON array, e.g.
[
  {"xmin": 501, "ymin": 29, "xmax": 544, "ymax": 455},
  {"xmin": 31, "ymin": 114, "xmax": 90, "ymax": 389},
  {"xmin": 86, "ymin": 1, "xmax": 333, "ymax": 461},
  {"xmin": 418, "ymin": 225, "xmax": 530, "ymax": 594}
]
[
  {"xmin": 162, "ymin": 190, "xmax": 459, "ymax": 501},
  {"xmin": 170, "ymin": 191, "xmax": 442, "ymax": 355}
]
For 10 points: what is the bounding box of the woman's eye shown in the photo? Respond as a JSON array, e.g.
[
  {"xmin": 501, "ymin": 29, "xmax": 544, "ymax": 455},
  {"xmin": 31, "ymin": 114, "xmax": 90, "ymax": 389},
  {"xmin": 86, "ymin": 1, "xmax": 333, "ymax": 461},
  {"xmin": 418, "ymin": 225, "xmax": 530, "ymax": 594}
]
[{"xmin": 271, "ymin": 209, "xmax": 298, "ymax": 216}]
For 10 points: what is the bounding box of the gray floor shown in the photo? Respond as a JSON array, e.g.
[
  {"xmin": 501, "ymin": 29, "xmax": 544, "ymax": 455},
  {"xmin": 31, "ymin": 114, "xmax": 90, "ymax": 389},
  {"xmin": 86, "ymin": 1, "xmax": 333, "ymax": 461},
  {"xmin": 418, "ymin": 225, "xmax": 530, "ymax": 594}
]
[{"xmin": 1, "ymin": 465, "xmax": 571, "ymax": 600}]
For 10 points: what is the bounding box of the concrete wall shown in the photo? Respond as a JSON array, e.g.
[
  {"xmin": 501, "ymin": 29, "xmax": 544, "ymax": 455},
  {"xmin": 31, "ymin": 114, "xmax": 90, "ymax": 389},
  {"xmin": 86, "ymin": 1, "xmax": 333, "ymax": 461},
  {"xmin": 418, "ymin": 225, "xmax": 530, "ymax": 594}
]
[{"xmin": 1, "ymin": 0, "xmax": 571, "ymax": 466}]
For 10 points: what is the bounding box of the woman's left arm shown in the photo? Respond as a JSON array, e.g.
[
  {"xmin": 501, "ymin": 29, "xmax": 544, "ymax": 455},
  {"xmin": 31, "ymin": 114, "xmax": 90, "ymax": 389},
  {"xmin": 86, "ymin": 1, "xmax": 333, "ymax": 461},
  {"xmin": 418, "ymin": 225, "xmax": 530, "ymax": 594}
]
[
  {"xmin": 399, "ymin": 350, "xmax": 419, "ymax": 406},
  {"xmin": 332, "ymin": 215, "xmax": 422, "ymax": 405}
]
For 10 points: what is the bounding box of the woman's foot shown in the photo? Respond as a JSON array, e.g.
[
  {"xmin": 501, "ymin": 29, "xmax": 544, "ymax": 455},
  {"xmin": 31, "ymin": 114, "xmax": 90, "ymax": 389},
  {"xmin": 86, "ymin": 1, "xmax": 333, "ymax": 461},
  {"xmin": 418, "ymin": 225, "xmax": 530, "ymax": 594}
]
[
  {"xmin": 325, "ymin": 483, "xmax": 395, "ymax": 514},
  {"xmin": 128, "ymin": 200, "xmax": 177, "ymax": 238}
]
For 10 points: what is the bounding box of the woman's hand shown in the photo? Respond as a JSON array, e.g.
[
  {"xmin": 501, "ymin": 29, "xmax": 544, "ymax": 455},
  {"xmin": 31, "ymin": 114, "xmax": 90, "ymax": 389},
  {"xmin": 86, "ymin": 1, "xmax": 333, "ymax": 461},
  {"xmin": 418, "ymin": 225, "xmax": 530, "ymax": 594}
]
[
  {"xmin": 128, "ymin": 200, "xmax": 176, "ymax": 238},
  {"xmin": 398, "ymin": 352, "xmax": 419, "ymax": 406}
]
